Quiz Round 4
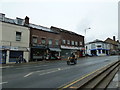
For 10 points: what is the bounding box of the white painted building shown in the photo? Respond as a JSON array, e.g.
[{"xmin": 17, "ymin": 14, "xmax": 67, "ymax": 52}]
[
  {"xmin": 85, "ymin": 39, "xmax": 110, "ymax": 56},
  {"xmin": 0, "ymin": 13, "xmax": 30, "ymax": 64}
]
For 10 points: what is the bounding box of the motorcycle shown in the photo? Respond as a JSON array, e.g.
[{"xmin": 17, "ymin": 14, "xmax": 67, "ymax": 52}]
[{"xmin": 67, "ymin": 56, "xmax": 77, "ymax": 65}]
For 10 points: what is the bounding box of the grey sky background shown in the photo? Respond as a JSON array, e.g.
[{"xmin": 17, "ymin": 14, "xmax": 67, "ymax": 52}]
[{"xmin": 0, "ymin": 0, "xmax": 119, "ymax": 43}]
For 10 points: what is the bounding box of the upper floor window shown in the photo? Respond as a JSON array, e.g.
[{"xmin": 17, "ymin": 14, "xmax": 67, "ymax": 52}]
[
  {"xmin": 80, "ymin": 42, "xmax": 82, "ymax": 45},
  {"xmin": 75, "ymin": 41, "xmax": 78, "ymax": 46},
  {"xmin": 91, "ymin": 43, "xmax": 96, "ymax": 49},
  {"xmin": 32, "ymin": 37, "xmax": 37, "ymax": 44},
  {"xmin": 41, "ymin": 38, "xmax": 46, "ymax": 45},
  {"xmin": 97, "ymin": 45, "xmax": 101, "ymax": 48},
  {"xmin": 72, "ymin": 41, "xmax": 74, "ymax": 45},
  {"xmin": 16, "ymin": 32, "xmax": 22, "ymax": 41},
  {"xmin": 62, "ymin": 40, "xmax": 66, "ymax": 44},
  {"xmin": 55, "ymin": 40, "xmax": 59, "ymax": 45},
  {"xmin": 48, "ymin": 39, "xmax": 52, "ymax": 45},
  {"xmin": 67, "ymin": 40, "xmax": 70, "ymax": 45}
]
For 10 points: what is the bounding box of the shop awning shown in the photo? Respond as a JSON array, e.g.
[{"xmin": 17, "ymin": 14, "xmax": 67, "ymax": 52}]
[{"xmin": 49, "ymin": 48, "xmax": 61, "ymax": 52}]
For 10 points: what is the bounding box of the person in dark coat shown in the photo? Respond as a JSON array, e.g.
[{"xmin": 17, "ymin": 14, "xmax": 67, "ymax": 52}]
[{"xmin": 18, "ymin": 55, "xmax": 23, "ymax": 63}]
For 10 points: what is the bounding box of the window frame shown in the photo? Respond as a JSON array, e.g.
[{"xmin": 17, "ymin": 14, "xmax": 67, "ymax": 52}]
[
  {"xmin": 67, "ymin": 40, "xmax": 70, "ymax": 45},
  {"xmin": 55, "ymin": 40, "xmax": 59, "ymax": 45},
  {"xmin": 72, "ymin": 41, "xmax": 74, "ymax": 45},
  {"xmin": 16, "ymin": 31, "xmax": 22, "ymax": 41},
  {"xmin": 48, "ymin": 39, "xmax": 53, "ymax": 45},
  {"xmin": 32, "ymin": 36, "xmax": 38, "ymax": 44},
  {"xmin": 62, "ymin": 40, "xmax": 66, "ymax": 45}
]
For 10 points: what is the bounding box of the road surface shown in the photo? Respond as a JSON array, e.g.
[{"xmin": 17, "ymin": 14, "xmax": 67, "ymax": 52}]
[{"xmin": 1, "ymin": 55, "xmax": 118, "ymax": 88}]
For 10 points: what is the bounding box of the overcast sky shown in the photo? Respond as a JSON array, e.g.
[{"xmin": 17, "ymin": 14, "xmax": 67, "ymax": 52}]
[{"xmin": 0, "ymin": 0, "xmax": 119, "ymax": 43}]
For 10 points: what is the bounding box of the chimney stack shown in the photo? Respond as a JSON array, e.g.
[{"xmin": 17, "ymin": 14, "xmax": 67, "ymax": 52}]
[
  {"xmin": 113, "ymin": 36, "xmax": 116, "ymax": 41},
  {"xmin": 24, "ymin": 16, "xmax": 29, "ymax": 25}
]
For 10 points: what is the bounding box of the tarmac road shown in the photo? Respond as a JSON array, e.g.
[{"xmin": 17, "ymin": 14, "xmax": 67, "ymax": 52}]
[{"xmin": 1, "ymin": 55, "xmax": 119, "ymax": 88}]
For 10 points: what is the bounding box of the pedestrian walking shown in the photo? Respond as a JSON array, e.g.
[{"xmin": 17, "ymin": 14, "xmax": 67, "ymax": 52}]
[{"xmin": 18, "ymin": 55, "xmax": 23, "ymax": 63}]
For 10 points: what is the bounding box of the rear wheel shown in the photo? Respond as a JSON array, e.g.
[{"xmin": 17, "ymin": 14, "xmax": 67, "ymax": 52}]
[
  {"xmin": 67, "ymin": 61, "xmax": 70, "ymax": 65},
  {"xmin": 74, "ymin": 60, "xmax": 77, "ymax": 64}
]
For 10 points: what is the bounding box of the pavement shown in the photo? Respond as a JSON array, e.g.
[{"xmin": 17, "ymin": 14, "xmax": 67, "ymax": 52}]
[
  {"xmin": 0, "ymin": 60, "xmax": 61, "ymax": 68},
  {"xmin": 107, "ymin": 66, "xmax": 120, "ymax": 89}
]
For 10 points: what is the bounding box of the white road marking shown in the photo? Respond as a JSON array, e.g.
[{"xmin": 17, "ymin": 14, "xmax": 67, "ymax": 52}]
[
  {"xmin": 58, "ymin": 68, "xmax": 61, "ymax": 70},
  {"xmin": 24, "ymin": 72, "xmax": 34, "ymax": 77},
  {"xmin": 38, "ymin": 67, "xmax": 71, "ymax": 76},
  {"xmin": 39, "ymin": 70, "xmax": 59, "ymax": 76},
  {"xmin": 0, "ymin": 82, "xmax": 8, "ymax": 85}
]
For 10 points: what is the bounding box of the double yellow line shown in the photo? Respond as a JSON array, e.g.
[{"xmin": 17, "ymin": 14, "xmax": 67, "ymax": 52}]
[{"xmin": 59, "ymin": 61, "xmax": 117, "ymax": 89}]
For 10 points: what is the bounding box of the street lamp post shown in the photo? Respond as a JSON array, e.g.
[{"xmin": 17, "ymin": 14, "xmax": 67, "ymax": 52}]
[{"xmin": 84, "ymin": 27, "xmax": 91, "ymax": 55}]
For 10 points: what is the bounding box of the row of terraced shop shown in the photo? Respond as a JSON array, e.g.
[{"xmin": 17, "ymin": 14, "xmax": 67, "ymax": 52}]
[{"xmin": 0, "ymin": 13, "xmax": 85, "ymax": 64}]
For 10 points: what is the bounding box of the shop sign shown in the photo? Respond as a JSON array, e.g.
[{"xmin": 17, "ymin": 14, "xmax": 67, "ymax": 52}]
[{"xmin": 10, "ymin": 47, "xmax": 18, "ymax": 50}]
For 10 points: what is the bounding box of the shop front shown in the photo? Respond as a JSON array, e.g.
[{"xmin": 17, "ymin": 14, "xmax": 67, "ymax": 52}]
[
  {"xmin": 9, "ymin": 51, "xmax": 23, "ymax": 62},
  {"xmin": 46, "ymin": 48, "xmax": 61, "ymax": 60},
  {"xmin": 0, "ymin": 46, "xmax": 30, "ymax": 64},
  {"xmin": 60, "ymin": 45, "xmax": 85, "ymax": 60},
  {"xmin": 31, "ymin": 45, "xmax": 47, "ymax": 61}
]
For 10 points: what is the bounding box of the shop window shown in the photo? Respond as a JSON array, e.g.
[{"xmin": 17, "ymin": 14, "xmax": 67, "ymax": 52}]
[
  {"xmin": 16, "ymin": 32, "xmax": 21, "ymax": 41},
  {"xmin": 32, "ymin": 37, "xmax": 37, "ymax": 44},
  {"xmin": 98, "ymin": 49, "xmax": 101, "ymax": 54},
  {"xmin": 67, "ymin": 40, "xmax": 70, "ymax": 45},
  {"xmin": 102, "ymin": 50, "xmax": 105, "ymax": 53}
]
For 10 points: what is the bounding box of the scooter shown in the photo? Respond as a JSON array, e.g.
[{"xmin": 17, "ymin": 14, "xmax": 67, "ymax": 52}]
[{"xmin": 67, "ymin": 56, "xmax": 77, "ymax": 65}]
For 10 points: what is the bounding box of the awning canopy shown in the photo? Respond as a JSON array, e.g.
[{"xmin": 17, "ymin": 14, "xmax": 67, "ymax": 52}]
[
  {"xmin": 49, "ymin": 48, "xmax": 61, "ymax": 52},
  {"xmin": 90, "ymin": 48, "xmax": 110, "ymax": 50}
]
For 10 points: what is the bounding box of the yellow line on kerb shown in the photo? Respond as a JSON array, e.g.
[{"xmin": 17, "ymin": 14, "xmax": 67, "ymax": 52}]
[{"xmin": 61, "ymin": 61, "xmax": 116, "ymax": 89}]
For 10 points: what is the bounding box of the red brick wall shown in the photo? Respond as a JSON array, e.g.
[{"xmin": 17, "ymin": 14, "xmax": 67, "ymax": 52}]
[
  {"xmin": 30, "ymin": 28, "xmax": 61, "ymax": 46},
  {"xmin": 61, "ymin": 32, "xmax": 84, "ymax": 47},
  {"xmin": 50, "ymin": 26, "xmax": 84, "ymax": 47}
]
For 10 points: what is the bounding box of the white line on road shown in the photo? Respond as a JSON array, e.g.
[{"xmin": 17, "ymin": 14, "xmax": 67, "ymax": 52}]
[
  {"xmin": 39, "ymin": 70, "xmax": 59, "ymax": 76},
  {"xmin": 0, "ymin": 82, "xmax": 8, "ymax": 85},
  {"xmin": 38, "ymin": 67, "xmax": 71, "ymax": 76},
  {"xmin": 24, "ymin": 72, "xmax": 34, "ymax": 77}
]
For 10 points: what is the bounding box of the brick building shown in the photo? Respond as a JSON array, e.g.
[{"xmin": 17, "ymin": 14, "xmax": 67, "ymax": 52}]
[
  {"xmin": 51, "ymin": 26, "xmax": 85, "ymax": 59},
  {"xmin": 105, "ymin": 36, "xmax": 120, "ymax": 55},
  {"xmin": 25, "ymin": 17, "xmax": 61, "ymax": 61}
]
